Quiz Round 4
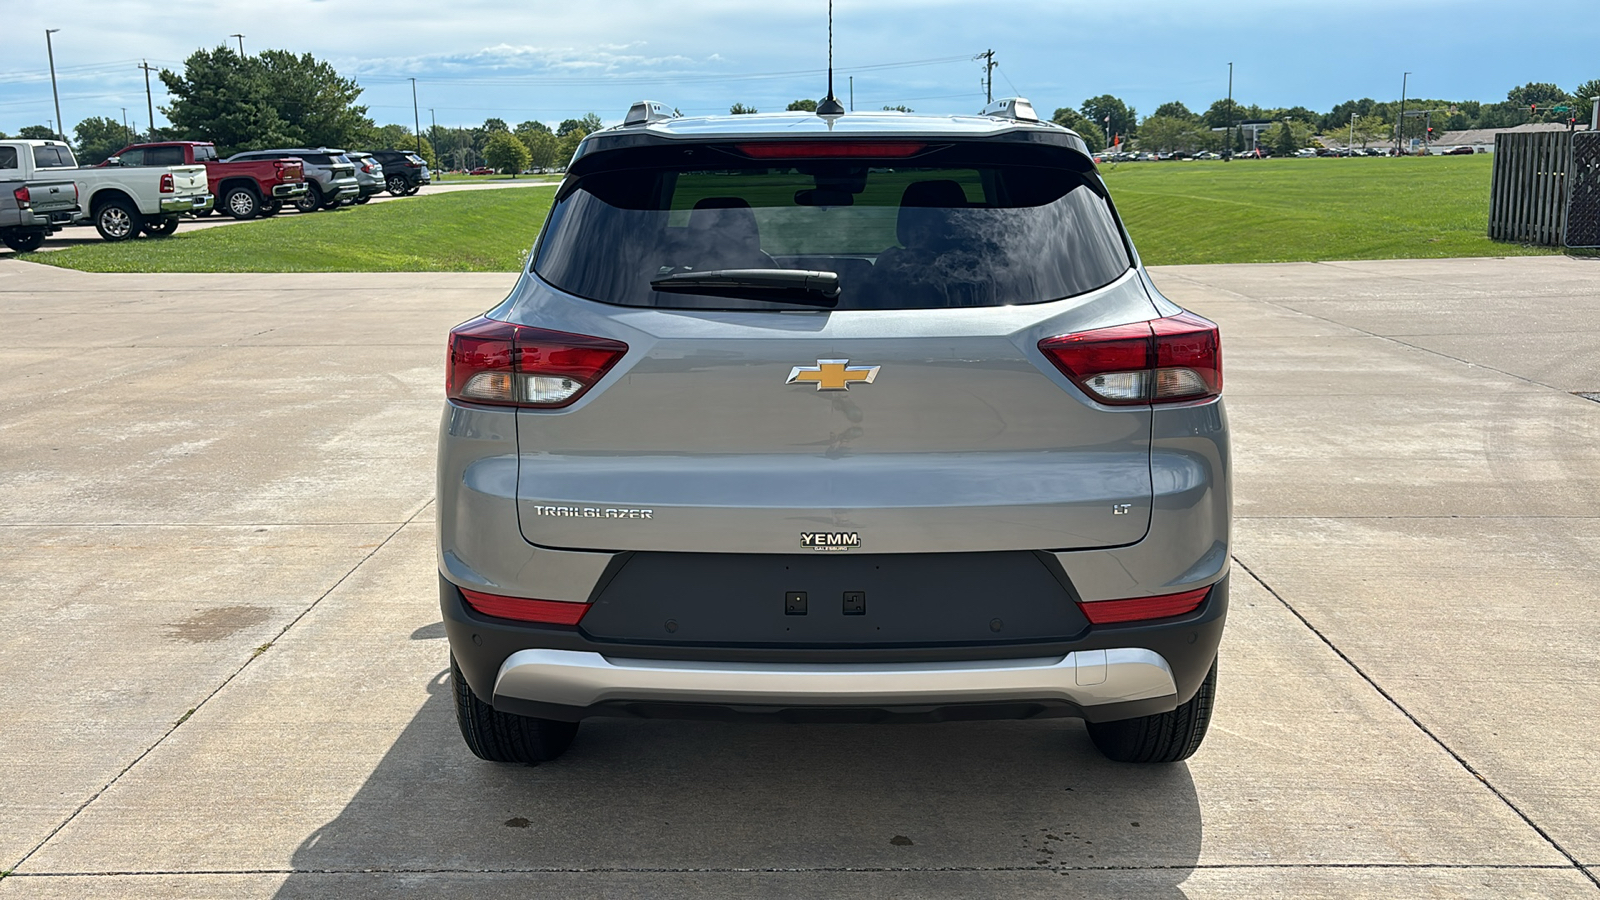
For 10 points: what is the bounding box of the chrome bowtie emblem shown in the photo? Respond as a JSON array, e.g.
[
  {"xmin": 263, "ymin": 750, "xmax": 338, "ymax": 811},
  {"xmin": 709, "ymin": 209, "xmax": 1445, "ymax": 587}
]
[{"xmin": 786, "ymin": 359, "xmax": 880, "ymax": 391}]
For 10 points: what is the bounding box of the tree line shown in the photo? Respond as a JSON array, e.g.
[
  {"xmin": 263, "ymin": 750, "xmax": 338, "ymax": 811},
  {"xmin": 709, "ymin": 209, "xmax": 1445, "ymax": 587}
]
[
  {"xmin": 1056, "ymin": 79, "xmax": 1598, "ymax": 154},
  {"xmin": 4, "ymin": 46, "xmax": 1593, "ymax": 164}
]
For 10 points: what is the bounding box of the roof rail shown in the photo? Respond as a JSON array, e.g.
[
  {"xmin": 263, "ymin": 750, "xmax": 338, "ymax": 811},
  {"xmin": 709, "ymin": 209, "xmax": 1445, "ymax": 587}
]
[
  {"xmin": 623, "ymin": 100, "xmax": 676, "ymax": 127},
  {"xmin": 979, "ymin": 97, "xmax": 1040, "ymax": 123}
]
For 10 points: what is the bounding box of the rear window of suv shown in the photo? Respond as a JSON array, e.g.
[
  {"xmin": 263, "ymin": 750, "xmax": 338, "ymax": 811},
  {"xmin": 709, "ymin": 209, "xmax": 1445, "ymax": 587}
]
[{"xmin": 533, "ymin": 144, "xmax": 1130, "ymax": 311}]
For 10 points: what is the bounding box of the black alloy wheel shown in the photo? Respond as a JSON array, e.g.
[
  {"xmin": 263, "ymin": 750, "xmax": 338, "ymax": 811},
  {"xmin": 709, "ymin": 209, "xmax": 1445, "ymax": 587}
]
[
  {"xmin": 223, "ymin": 186, "xmax": 260, "ymax": 220},
  {"xmin": 386, "ymin": 174, "xmax": 408, "ymax": 195},
  {"xmin": 294, "ymin": 184, "xmax": 323, "ymax": 213},
  {"xmin": 142, "ymin": 217, "xmax": 180, "ymax": 238},
  {"xmin": 2, "ymin": 230, "xmax": 47, "ymax": 253}
]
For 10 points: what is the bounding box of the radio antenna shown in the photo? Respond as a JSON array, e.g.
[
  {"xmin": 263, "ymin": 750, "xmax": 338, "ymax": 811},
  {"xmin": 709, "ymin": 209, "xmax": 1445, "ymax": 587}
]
[{"xmin": 817, "ymin": 0, "xmax": 846, "ymax": 115}]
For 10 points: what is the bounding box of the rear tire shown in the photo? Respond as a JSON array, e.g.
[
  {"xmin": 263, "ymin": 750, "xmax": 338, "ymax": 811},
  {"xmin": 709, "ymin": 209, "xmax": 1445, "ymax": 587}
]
[
  {"xmin": 452, "ymin": 655, "xmax": 578, "ymax": 764},
  {"xmin": 260, "ymin": 200, "xmax": 282, "ymax": 217},
  {"xmin": 223, "ymin": 186, "xmax": 260, "ymax": 220},
  {"xmin": 386, "ymin": 174, "xmax": 408, "ymax": 195},
  {"xmin": 94, "ymin": 199, "xmax": 142, "ymax": 241},
  {"xmin": 1087, "ymin": 658, "xmax": 1217, "ymax": 763},
  {"xmin": 142, "ymin": 217, "xmax": 179, "ymax": 238},
  {"xmin": 355, "ymin": 194, "xmax": 371, "ymax": 205},
  {"xmin": 405, "ymin": 185, "xmax": 421, "ymax": 195},
  {"xmin": 294, "ymin": 185, "xmax": 322, "ymax": 213},
  {"xmin": 3, "ymin": 230, "xmax": 46, "ymax": 252}
]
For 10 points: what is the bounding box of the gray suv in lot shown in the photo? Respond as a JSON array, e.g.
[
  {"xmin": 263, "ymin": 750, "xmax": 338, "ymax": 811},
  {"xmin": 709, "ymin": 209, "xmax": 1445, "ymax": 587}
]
[
  {"xmin": 226, "ymin": 147, "xmax": 359, "ymax": 212},
  {"xmin": 438, "ymin": 99, "xmax": 1230, "ymax": 766}
]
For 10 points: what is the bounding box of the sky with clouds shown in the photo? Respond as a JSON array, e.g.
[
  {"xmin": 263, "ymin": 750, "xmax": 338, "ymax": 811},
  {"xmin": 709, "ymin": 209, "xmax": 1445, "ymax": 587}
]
[{"xmin": 2, "ymin": 0, "xmax": 1596, "ymax": 135}]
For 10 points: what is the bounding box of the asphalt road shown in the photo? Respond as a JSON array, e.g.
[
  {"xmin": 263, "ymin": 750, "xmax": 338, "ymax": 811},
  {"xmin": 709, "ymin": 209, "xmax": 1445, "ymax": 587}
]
[{"xmin": 1, "ymin": 256, "xmax": 1598, "ymax": 898}]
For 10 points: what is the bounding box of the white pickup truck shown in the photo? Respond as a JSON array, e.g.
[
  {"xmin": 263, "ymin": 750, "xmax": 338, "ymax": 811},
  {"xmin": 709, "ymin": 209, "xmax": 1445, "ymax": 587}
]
[{"xmin": 0, "ymin": 139, "xmax": 213, "ymax": 242}]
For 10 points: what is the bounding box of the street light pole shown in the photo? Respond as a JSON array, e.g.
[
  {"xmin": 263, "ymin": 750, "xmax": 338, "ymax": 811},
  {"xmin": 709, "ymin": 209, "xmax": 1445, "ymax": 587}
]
[
  {"xmin": 1226, "ymin": 61, "xmax": 1233, "ymax": 156},
  {"xmin": 230, "ymin": 34, "xmax": 245, "ymax": 56},
  {"xmin": 411, "ymin": 78, "xmax": 422, "ymax": 155},
  {"xmin": 1349, "ymin": 112, "xmax": 1357, "ymax": 156},
  {"xmin": 1397, "ymin": 71, "xmax": 1410, "ymax": 155},
  {"xmin": 122, "ymin": 107, "xmax": 130, "ymax": 143},
  {"xmin": 45, "ymin": 29, "xmax": 64, "ymax": 142}
]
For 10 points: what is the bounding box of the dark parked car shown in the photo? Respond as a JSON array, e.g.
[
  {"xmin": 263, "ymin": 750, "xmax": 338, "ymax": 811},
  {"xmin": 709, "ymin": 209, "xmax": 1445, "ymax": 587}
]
[{"xmin": 367, "ymin": 150, "xmax": 432, "ymax": 195}]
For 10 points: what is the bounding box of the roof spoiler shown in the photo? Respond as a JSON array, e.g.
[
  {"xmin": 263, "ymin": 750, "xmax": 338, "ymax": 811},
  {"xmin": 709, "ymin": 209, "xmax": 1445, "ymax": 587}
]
[
  {"xmin": 980, "ymin": 97, "xmax": 1040, "ymax": 123},
  {"xmin": 623, "ymin": 100, "xmax": 676, "ymax": 127}
]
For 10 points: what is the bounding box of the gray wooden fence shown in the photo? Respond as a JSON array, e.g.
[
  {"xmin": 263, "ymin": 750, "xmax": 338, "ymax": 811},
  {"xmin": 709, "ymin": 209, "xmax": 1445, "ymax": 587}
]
[{"xmin": 1489, "ymin": 131, "xmax": 1572, "ymax": 247}]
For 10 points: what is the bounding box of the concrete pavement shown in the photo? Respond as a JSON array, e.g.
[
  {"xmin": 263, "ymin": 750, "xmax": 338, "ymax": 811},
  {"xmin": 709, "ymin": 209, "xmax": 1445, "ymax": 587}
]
[{"xmin": 1, "ymin": 256, "xmax": 1598, "ymax": 897}]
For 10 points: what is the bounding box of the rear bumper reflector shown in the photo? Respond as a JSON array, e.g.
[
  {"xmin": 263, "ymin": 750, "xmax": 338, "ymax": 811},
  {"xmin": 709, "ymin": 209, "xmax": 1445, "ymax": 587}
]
[
  {"xmin": 1078, "ymin": 587, "xmax": 1211, "ymax": 625},
  {"xmin": 459, "ymin": 587, "xmax": 590, "ymax": 625}
]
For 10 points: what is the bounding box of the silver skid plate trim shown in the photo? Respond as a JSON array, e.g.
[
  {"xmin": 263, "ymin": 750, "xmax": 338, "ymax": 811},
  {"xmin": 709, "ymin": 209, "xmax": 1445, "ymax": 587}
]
[{"xmin": 493, "ymin": 648, "xmax": 1176, "ymax": 710}]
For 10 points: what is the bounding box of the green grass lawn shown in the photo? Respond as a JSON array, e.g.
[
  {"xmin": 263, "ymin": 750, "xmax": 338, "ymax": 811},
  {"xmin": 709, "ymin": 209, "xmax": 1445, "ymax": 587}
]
[
  {"xmin": 24, "ymin": 154, "xmax": 1556, "ymax": 273},
  {"xmin": 1104, "ymin": 154, "xmax": 1554, "ymax": 264}
]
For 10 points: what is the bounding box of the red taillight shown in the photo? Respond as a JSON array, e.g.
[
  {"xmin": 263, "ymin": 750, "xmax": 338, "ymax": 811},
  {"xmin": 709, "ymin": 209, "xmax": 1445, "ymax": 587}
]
[
  {"xmin": 1079, "ymin": 587, "xmax": 1210, "ymax": 625},
  {"xmin": 1038, "ymin": 312, "xmax": 1221, "ymax": 405},
  {"xmin": 447, "ymin": 316, "xmax": 628, "ymax": 409},
  {"xmin": 159, "ymin": 173, "xmax": 175, "ymax": 193},
  {"xmin": 735, "ymin": 141, "xmax": 927, "ymax": 159},
  {"xmin": 12, "ymin": 186, "xmax": 29, "ymax": 208},
  {"xmin": 460, "ymin": 587, "xmax": 589, "ymax": 625}
]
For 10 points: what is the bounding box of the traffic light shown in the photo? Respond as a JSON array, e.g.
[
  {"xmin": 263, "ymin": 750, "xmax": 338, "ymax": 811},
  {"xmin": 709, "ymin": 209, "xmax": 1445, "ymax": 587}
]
[{"xmin": 1531, "ymin": 103, "xmax": 1538, "ymax": 114}]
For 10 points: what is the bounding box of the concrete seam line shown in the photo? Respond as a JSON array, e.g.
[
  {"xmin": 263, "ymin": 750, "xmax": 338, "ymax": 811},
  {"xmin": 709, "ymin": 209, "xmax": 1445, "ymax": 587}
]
[
  {"xmin": 1157, "ymin": 267, "xmax": 1584, "ymax": 397},
  {"xmin": 1, "ymin": 863, "xmax": 1588, "ymax": 877},
  {"xmin": 6, "ymin": 503, "xmax": 432, "ymax": 875},
  {"xmin": 1232, "ymin": 555, "xmax": 1600, "ymax": 892}
]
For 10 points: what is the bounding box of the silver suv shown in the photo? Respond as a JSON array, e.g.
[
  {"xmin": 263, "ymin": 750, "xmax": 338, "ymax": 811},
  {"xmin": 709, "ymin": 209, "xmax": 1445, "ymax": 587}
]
[
  {"xmin": 438, "ymin": 99, "xmax": 1230, "ymax": 766},
  {"xmin": 226, "ymin": 147, "xmax": 359, "ymax": 212}
]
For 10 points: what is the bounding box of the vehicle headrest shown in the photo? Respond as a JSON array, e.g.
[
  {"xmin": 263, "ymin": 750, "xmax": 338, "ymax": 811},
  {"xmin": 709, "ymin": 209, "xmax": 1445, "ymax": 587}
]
[
  {"xmin": 687, "ymin": 197, "xmax": 761, "ymax": 247},
  {"xmin": 897, "ymin": 180, "xmax": 968, "ymax": 249}
]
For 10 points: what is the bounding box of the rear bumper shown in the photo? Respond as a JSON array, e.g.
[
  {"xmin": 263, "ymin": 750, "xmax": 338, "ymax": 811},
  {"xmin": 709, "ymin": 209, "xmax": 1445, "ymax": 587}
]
[
  {"xmin": 272, "ymin": 182, "xmax": 308, "ymax": 198},
  {"xmin": 495, "ymin": 647, "xmax": 1177, "ymax": 716},
  {"xmin": 442, "ymin": 573, "xmax": 1226, "ymax": 724},
  {"xmin": 161, "ymin": 193, "xmax": 212, "ymax": 213}
]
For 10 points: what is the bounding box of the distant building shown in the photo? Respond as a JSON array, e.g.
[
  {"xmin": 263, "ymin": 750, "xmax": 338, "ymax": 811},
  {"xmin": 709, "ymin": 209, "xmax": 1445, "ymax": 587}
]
[{"xmin": 1432, "ymin": 122, "xmax": 1571, "ymax": 154}]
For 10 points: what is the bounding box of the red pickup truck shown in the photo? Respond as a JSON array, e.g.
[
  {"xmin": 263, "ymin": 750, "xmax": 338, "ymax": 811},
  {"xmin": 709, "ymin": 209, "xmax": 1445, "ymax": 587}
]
[{"xmin": 103, "ymin": 141, "xmax": 307, "ymax": 220}]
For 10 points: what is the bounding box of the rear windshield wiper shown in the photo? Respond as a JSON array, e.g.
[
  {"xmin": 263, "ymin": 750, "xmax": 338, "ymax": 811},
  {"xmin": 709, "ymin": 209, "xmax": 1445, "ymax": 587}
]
[{"xmin": 649, "ymin": 269, "xmax": 841, "ymax": 308}]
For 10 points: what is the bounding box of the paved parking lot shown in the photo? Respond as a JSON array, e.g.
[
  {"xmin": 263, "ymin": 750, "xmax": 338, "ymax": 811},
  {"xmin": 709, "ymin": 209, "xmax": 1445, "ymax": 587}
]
[
  {"xmin": 0, "ymin": 179, "xmax": 557, "ymax": 254},
  {"xmin": 1, "ymin": 255, "xmax": 1598, "ymax": 898}
]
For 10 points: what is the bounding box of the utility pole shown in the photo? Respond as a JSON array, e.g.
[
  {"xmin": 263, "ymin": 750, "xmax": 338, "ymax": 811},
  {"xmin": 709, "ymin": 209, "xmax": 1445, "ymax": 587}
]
[
  {"xmin": 122, "ymin": 107, "xmax": 130, "ymax": 143},
  {"xmin": 430, "ymin": 108, "xmax": 438, "ymax": 168},
  {"xmin": 1226, "ymin": 61, "xmax": 1234, "ymax": 157},
  {"xmin": 230, "ymin": 34, "xmax": 245, "ymax": 56},
  {"xmin": 966, "ymin": 49, "xmax": 992, "ymax": 103},
  {"xmin": 1397, "ymin": 71, "xmax": 1410, "ymax": 155},
  {"xmin": 139, "ymin": 61, "xmax": 158, "ymax": 139},
  {"xmin": 1349, "ymin": 111, "xmax": 1357, "ymax": 156},
  {"xmin": 848, "ymin": 76, "xmax": 853, "ymax": 112},
  {"xmin": 45, "ymin": 30, "xmax": 64, "ymax": 142},
  {"xmin": 411, "ymin": 78, "xmax": 422, "ymax": 155}
]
